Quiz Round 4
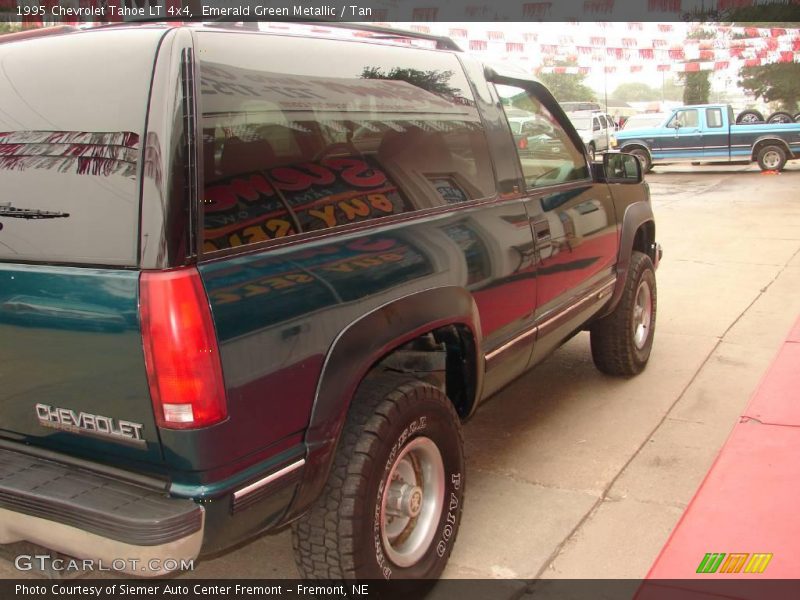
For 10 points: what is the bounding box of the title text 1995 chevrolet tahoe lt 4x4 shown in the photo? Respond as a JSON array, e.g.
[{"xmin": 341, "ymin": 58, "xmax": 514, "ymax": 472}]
[{"xmin": 0, "ymin": 22, "xmax": 660, "ymax": 585}]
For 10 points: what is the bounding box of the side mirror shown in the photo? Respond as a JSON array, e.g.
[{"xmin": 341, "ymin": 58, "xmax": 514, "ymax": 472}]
[
  {"xmin": 670, "ymin": 120, "xmax": 681, "ymax": 129},
  {"xmin": 602, "ymin": 152, "xmax": 643, "ymax": 184}
]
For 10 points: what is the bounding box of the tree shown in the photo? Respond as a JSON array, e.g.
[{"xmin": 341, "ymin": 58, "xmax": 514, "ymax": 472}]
[
  {"xmin": 681, "ymin": 72, "xmax": 711, "ymax": 104},
  {"xmin": 678, "ymin": 28, "xmax": 714, "ymax": 105},
  {"xmin": 720, "ymin": 9, "xmax": 800, "ymax": 112},
  {"xmin": 730, "ymin": 19, "xmax": 800, "ymax": 112},
  {"xmin": 361, "ymin": 67, "xmax": 460, "ymax": 99},
  {"xmin": 536, "ymin": 61, "xmax": 596, "ymax": 102},
  {"xmin": 0, "ymin": 23, "xmax": 22, "ymax": 35},
  {"xmin": 661, "ymin": 77, "xmax": 684, "ymax": 102},
  {"xmin": 738, "ymin": 64, "xmax": 800, "ymax": 112},
  {"xmin": 611, "ymin": 82, "xmax": 658, "ymax": 102}
]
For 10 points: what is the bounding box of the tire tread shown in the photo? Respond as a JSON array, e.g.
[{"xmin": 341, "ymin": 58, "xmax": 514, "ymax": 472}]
[
  {"xmin": 292, "ymin": 372, "xmax": 461, "ymax": 581},
  {"xmin": 590, "ymin": 251, "xmax": 656, "ymax": 376}
]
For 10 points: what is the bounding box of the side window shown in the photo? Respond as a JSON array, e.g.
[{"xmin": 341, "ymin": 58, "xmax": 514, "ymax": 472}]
[
  {"xmin": 197, "ymin": 32, "xmax": 496, "ymax": 252},
  {"xmin": 593, "ymin": 117, "xmax": 602, "ymax": 131},
  {"xmin": 706, "ymin": 108, "xmax": 723, "ymax": 128},
  {"xmin": 667, "ymin": 109, "xmax": 699, "ymax": 129},
  {"xmin": 495, "ymin": 83, "xmax": 589, "ymax": 189},
  {"xmin": 597, "ymin": 115, "xmax": 608, "ymax": 129}
]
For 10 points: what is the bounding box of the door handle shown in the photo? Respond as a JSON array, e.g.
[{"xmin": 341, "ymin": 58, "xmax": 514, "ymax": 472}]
[{"xmin": 532, "ymin": 219, "xmax": 550, "ymax": 239}]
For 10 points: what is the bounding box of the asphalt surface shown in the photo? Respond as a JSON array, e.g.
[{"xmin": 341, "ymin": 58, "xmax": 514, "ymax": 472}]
[{"xmin": 2, "ymin": 162, "xmax": 799, "ymax": 583}]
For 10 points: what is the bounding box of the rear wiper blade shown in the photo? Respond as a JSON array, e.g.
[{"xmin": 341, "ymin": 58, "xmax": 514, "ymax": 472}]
[{"xmin": 0, "ymin": 203, "xmax": 70, "ymax": 219}]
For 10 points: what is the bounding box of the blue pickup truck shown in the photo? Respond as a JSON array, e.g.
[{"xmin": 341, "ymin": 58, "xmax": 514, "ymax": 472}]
[{"xmin": 612, "ymin": 104, "xmax": 800, "ymax": 173}]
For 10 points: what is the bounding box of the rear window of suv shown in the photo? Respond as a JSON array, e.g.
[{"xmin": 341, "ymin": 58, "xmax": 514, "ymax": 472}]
[
  {"xmin": 0, "ymin": 29, "xmax": 163, "ymax": 266},
  {"xmin": 197, "ymin": 32, "xmax": 496, "ymax": 252}
]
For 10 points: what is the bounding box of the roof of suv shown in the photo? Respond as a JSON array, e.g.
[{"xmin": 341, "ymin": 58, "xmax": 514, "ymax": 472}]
[{"xmin": 57, "ymin": 20, "xmax": 464, "ymax": 52}]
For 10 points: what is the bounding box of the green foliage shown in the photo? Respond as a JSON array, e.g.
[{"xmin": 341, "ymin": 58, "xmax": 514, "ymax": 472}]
[
  {"xmin": 685, "ymin": 28, "xmax": 716, "ymax": 41},
  {"xmin": 681, "ymin": 71, "xmax": 711, "ymax": 105},
  {"xmin": 686, "ymin": 2, "xmax": 799, "ymax": 22},
  {"xmin": 361, "ymin": 67, "xmax": 459, "ymax": 98},
  {"xmin": 610, "ymin": 79, "xmax": 682, "ymax": 103},
  {"xmin": 726, "ymin": 18, "xmax": 800, "ymax": 113},
  {"xmin": 739, "ymin": 63, "xmax": 800, "ymax": 112},
  {"xmin": 678, "ymin": 28, "xmax": 714, "ymax": 105},
  {"xmin": 724, "ymin": 5, "xmax": 800, "ymax": 22},
  {"xmin": 661, "ymin": 77, "xmax": 684, "ymax": 102},
  {"xmin": 536, "ymin": 61, "xmax": 596, "ymax": 103},
  {"xmin": 611, "ymin": 83, "xmax": 657, "ymax": 102},
  {"xmin": 0, "ymin": 23, "xmax": 23, "ymax": 35}
]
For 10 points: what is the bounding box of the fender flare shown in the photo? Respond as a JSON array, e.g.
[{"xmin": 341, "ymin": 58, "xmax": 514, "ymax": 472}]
[
  {"xmin": 600, "ymin": 201, "xmax": 656, "ymax": 318},
  {"xmin": 750, "ymin": 136, "xmax": 791, "ymax": 160},
  {"xmin": 619, "ymin": 141, "xmax": 653, "ymax": 158},
  {"xmin": 282, "ymin": 286, "xmax": 482, "ymax": 522}
]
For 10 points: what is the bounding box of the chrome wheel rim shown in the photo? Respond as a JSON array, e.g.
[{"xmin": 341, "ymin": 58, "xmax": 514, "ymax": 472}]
[
  {"xmin": 380, "ymin": 437, "xmax": 444, "ymax": 567},
  {"xmin": 740, "ymin": 113, "xmax": 760, "ymax": 124},
  {"xmin": 762, "ymin": 150, "xmax": 781, "ymax": 170},
  {"xmin": 632, "ymin": 279, "xmax": 653, "ymax": 350}
]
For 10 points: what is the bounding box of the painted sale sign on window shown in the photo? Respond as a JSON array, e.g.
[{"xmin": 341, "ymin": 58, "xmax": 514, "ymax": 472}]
[{"xmin": 203, "ymin": 156, "xmax": 407, "ymax": 250}]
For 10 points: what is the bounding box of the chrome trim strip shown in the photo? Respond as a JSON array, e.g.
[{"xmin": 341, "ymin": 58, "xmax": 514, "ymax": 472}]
[
  {"xmin": 485, "ymin": 325, "xmax": 538, "ymax": 363},
  {"xmin": 535, "ymin": 278, "xmax": 616, "ymax": 337},
  {"xmin": 485, "ymin": 278, "xmax": 616, "ymax": 364},
  {"xmin": 233, "ymin": 459, "xmax": 306, "ymax": 501}
]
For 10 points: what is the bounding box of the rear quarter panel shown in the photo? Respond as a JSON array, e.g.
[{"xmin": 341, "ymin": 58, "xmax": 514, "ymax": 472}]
[{"xmin": 197, "ymin": 200, "xmax": 538, "ymax": 476}]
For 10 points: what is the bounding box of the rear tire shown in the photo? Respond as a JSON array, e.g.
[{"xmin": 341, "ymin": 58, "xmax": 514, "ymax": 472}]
[
  {"xmin": 292, "ymin": 373, "xmax": 464, "ymax": 587},
  {"xmin": 590, "ymin": 251, "xmax": 657, "ymax": 376},
  {"xmin": 766, "ymin": 111, "xmax": 793, "ymax": 124},
  {"xmin": 794, "ymin": 112, "xmax": 800, "ymax": 123},
  {"xmin": 756, "ymin": 144, "xmax": 787, "ymax": 171},
  {"xmin": 736, "ymin": 109, "xmax": 764, "ymax": 124}
]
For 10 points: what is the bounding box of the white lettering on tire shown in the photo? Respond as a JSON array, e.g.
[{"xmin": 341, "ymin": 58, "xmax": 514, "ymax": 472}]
[{"xmin": 373, "ymin": 416, "xmax": 429, "ymax": 579}]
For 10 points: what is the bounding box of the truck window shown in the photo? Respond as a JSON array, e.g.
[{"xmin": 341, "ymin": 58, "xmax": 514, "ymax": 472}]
[
  {"xmin": 706, "ymin": 108, "xmax": 723, "ymax": 128},
  {"xmin": 196, "ymin": 32, "xmax": 495, "ymax": 253},
  {"xmin": 495, "ymin": 84, "xmax": 589, "ymax": 190},
  {"xmin": 0, "ymin": 30, "xmax": 164, "ymax": 266},
  {"xmin": 667, "ymin": 109, "xmax": 699, "ymax": 129}
]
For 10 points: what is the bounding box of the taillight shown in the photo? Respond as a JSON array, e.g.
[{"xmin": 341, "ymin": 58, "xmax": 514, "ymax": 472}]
[
  {"xmin": 140, "ymin": 267, "xmax": 228, "ymax": 429},
  {"xmin": 518, "ymin": 137, "xmax": 528, "ymax": 150}
]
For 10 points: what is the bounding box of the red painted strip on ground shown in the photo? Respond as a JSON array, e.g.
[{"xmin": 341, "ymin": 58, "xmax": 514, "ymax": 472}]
[
  {"xmin": 742, "ymin": 342, "xmax": 800, "ymax": 427},
  {"xmin": 644, "ymin": 315, "xmax": 800, "ymax": 584},
  {"xmin": 786, "ymin": 316, "xmax": 800, "ymax": 343}
]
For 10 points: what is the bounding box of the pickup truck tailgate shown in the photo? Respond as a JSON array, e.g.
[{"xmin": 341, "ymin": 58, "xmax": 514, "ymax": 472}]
[{"xmin": 0, "ymin": 265, "xmax": 164, "ymax": 464}]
